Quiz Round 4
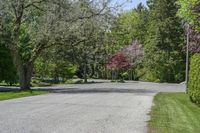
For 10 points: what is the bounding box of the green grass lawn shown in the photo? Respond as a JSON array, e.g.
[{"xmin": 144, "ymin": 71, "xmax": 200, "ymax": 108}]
[
  {"xmin": 0, "ymin": 90, "xmax": 49, "ymax": 101},
  {"xmin": 149, "ymin": 93, "xmax": 200, "ymax": 133},
  {"xmin": 0, "ymin": 82, "xmax": 20, "ymax": 87},
  {"xmin": 0, "ymin": 81, "xmax": 51, "ymax": 87}
]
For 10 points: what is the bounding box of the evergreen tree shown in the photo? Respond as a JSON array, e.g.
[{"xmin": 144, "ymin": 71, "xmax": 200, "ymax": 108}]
[{"xmin": 143, "ymin": 0, "xmax": 185, "ymax": 83}]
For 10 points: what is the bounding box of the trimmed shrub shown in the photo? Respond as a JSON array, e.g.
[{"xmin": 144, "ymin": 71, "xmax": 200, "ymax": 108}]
[{"xmin": 188, "ymin": 53, "xmax": 200, "ymax": 104}]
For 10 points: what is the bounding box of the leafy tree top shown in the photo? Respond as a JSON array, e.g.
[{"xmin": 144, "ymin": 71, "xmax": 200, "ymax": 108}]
[
  {"xmin": 177, "ymin": 0, "xmax": 200, "ymax": 30},
  {"xmin": 188, "ymin": 28, "xmax": 200, "ymax": 53},
  {"xmin": 177, "ymin": 0, "xmax": 200, "ymax": 53},
  {"xmin": 121, "ymin": 41, "xmax": 144, "ymax": 66}
]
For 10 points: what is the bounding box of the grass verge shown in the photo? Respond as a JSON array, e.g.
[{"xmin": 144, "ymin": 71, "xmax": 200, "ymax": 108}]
[
  {"xmin": 0, "ymin": 90, "xmax": 49, "ymax": 101},
  {"xmin": 0, "ymin": 80, "xmax": 52, "ymax": 87},
  {"xmin": 148, "ymin": 93, "xmax": 200, "ymax": 133}
]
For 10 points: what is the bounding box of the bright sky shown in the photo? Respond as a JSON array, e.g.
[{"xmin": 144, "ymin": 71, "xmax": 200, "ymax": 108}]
[{"xmin": 112, "ymin": 0, "xmax": 147, "ymax": 11}]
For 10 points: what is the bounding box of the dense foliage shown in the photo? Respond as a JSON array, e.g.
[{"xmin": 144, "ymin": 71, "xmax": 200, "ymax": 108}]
[
  {"xmin": 110, "ymin": 4, "xmax": 148, "ymax": 49},
  {"xmin": 188, "ymin": 54, "xmax": 200, "ymax": 104},
  {"xmin": 110, "ymin": 0, "xmax": 185, "ymax": 83},
  {"xmin": 177, "ymin": 0, "xmax": 200, "ymax": 103},
  {"xmin": 188, "ymin": 28, "xmax": 200, "ymax": 53},
  {"xmin": 142, "ymin": 0, "xmax": 185, "ymax": 83},
  {"xmin": 0, "ymin": 0, "xmax": 116, "ymax": 88},
  {"xmin": 1, "ymin": 0, "xmax": 197, "ymax": 87},
  {"xmin": 0, "ymin": 44, "xmax": 17, "ymax": 85},
  {"xmin": 177, "ymin": 0, "xmax": 200, "ymax": 31},
  {"xmin": 107, "ymin": 52, "xmax": 130, "ymax": 70}
]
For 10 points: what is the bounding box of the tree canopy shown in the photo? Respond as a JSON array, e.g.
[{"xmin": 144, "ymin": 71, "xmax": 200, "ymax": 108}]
[
  {"xmin": 0, "ymin": 0, "xmax": 194, "ymax": 87},
  {"xmin": 0, "ymin": 0, "xmax": 116, "ymax": 88},
  {"xmin": 177, "ymin": 0, "xmax": 200, "ymax": 30}
]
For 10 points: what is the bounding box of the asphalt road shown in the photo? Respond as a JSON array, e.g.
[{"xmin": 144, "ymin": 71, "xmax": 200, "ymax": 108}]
[{"xmin": 0, "ymin": 81, "xmax": 185, "ymax": 133}]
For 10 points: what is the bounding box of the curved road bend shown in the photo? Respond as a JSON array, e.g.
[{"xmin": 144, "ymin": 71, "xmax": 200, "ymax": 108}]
[{"xmin": 0, "ymin": 81, "xmax": 185, "ymax": 133}]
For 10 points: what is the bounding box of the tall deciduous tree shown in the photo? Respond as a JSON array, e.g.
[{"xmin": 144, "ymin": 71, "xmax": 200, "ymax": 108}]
[
  {"xmin": 0, "ymin": 0, "xmax": 114, "ymax": 89},
  {"xmin": 110, "ymin": 3, "xmax": 148, "ymax": 48},
  {"xmin": 177, "ymin": 0, "xmax": 200, "ymax": 30}
]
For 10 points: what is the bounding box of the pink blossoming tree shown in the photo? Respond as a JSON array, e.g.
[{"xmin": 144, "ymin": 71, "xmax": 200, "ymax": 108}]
[{"xmin": 107, "ymin": 52, "xmax": 130, "ymax": 81}]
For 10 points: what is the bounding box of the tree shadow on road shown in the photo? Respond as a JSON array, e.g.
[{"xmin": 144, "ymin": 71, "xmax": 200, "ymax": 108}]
[{"xmin": 36, "ymin": 88, "xmax": 156, "ymax": 94}]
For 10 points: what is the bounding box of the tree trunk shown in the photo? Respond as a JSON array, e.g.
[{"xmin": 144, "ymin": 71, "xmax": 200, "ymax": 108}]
[
  {"xmin": 90, "ymin": 64, "xmax": 95, "ymax": 78},
  {"xmin": 83, "ymin": 62, "xmax": 87, "ymax": 83},
  {"xmin": 18, "ymin": 63, "xmax": 33, "ymax": 90},
  {"xmin": 111, "ymin": 70, "xmax": 114, "ymax": 80},
  {"xmin": 11, "ymin": 49, "xmax": 33, "ymax": 90},
  {"xmin": 14, "ymin": 61, "xmax": 32, "ymax": 90}
]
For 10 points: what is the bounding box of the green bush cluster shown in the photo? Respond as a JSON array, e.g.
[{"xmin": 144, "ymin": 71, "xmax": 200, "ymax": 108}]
[{"xmin": 188, "ymin": 53, "xmax": 200, "ymax": 104}]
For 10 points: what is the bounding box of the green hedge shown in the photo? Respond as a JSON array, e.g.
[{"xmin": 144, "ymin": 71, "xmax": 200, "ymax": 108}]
[{"xmin": 188, "ymin": 53, "xmax": 200, "ymax": 104}]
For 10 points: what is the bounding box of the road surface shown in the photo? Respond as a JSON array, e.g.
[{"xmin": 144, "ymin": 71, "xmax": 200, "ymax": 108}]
[{"xmin": 0, "ymin": 81, "xmax": 185, "ymax": 133}]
